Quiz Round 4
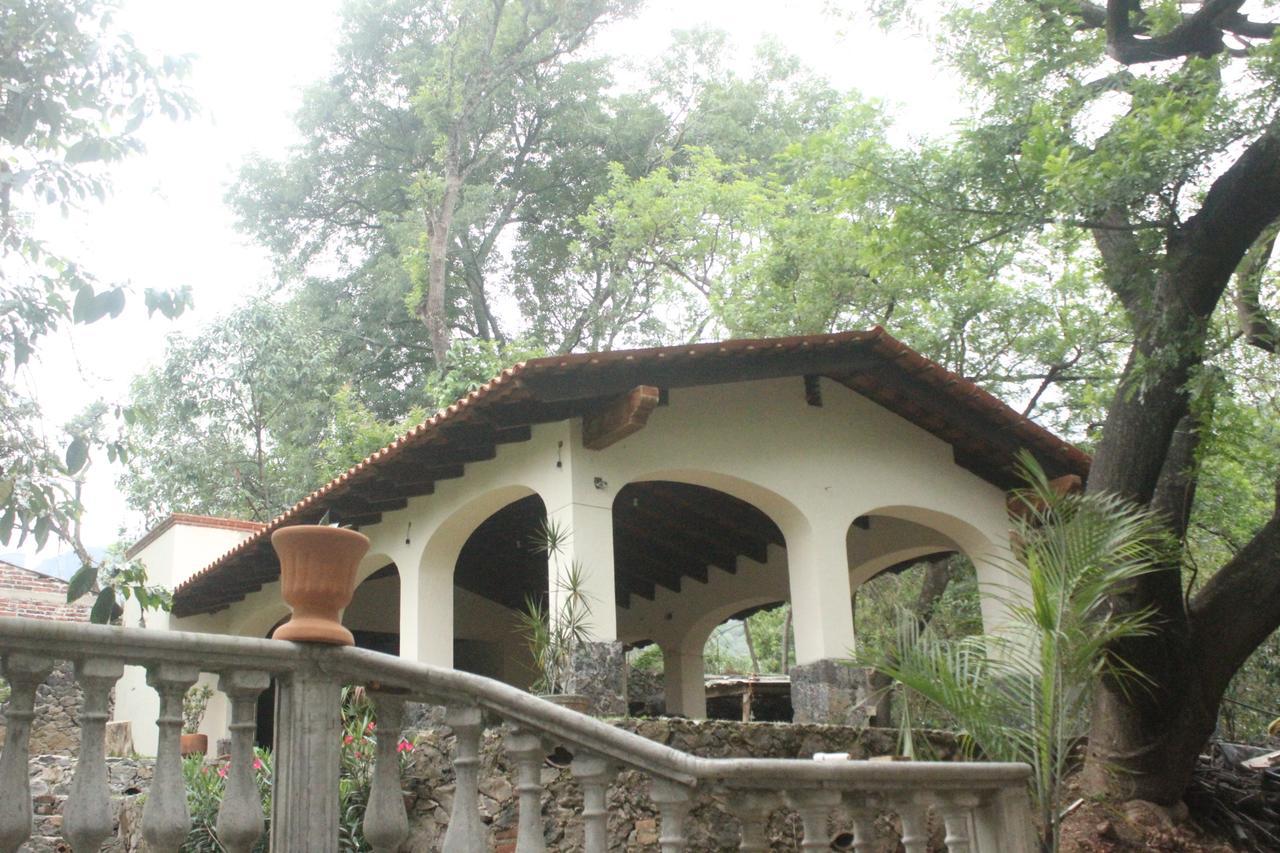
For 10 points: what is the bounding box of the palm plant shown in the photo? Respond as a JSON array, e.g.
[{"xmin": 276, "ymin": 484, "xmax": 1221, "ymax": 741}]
[
  {"xmin": 518, "ymin": 518, "xmax": 595, "ymax": 695},
  {"xmin": 856, "ymin": 453, "xmax": 1169, "ymax": 850}
]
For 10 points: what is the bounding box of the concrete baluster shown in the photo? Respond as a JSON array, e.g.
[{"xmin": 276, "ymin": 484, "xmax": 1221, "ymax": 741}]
[
  {"xmin": 898, "ymin": 796, "xmax": 931, "ymax": 853},
  {"xmin": 786, "ymin": 789, "xmax": 842, "ymax": 852},
  {"xmin": 506, "ymin": 727, "xmax": 548, "ymax": 853},
  {"xmin": 650, "ymin": 778, "xmax": 693, "ymax": 853},
  {"xmin": 215, "ymin": 670, "xmax": 271, "ymax": 853},
  {"xmin": 0, "ymin": 654, "xmax": 53, "ymax": 853},
  {"xmin": 270, "ymin": 661, "xmax": 342, "ymax": 852},
  {"xmin": 569, "ymin": 751, "xmax": 614, "ymax": 853},
  {"xmin": 940, "ymin": 793, "xmax": 980, "ymax": 853},
  {"xmin": 142, "ymin": 663, "xmax": 200, "ymax": 852},
  {"xmin": 728, "ymin": 790, "xmax": 776, "ymax": 852},
  {"xmin": 64, "ymin": 657, "xmax": 124, "ymax": 852},
  {"xmin": 442, "ymin": 706, "xmax": 485, "ymax": 853},
  {"xmin": 363, "ymin": 692, "xmax": 410, "ymax": 853}
]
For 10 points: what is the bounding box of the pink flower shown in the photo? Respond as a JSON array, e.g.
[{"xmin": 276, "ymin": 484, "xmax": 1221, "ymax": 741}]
[
  {"xmin": 366, "ymin": 721, "xmax": 376, "ymax": 733},
  {"xmin": 217, "ymin": 765, "xmax": 228, "ymax": 779},
  {"xmin": 343, "ymin": 734, "xmax": 354, "ymax": 745},
  {"xmin": 252, "ymin": 757, "xmax": 264, "ymax": 770},
  {"xmin": 397, "ymin": 739, "xmax": 413, "ymax": 754},
  {"xmin": 354, "ymin": 751, "xmax": 363, "ymax": 760}
]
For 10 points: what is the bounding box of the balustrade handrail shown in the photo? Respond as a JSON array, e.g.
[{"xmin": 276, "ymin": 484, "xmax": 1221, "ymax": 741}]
[
  {"xmin": 0, "ymin": 615, "xmax": 1027, "ymax": 791},
  {"xmin": 0, "ymin": 614, "xmax": 1039, "ymax": 852}
]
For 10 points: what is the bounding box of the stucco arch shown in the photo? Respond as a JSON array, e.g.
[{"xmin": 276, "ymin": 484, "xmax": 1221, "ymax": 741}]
[
  {"xmin": 856, "ymin": 503, "xmax": 1018, "ymax": 635},
  {"xmin": 354, "ymin": 551, "xmax": 398, "ymax": 586},
  {"xmin": 416, "ymin": 484, "xmax": 541, "ymax": 576},
  {"xmin": 859, "ymin": 504, "xmax": 1001, "ymax": 560},
  {"xmin": 618, "ymin": 467, "xmax": 808, "ymax": 542},
  {"xmin": 400, "ymin": 483, "xmax": 542, "ymax": 667}
]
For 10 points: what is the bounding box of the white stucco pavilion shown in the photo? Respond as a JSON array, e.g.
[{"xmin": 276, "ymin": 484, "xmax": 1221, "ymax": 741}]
[{"xmin": 116, "ymin": 329, "xmax": 1089, "ymax": 755}]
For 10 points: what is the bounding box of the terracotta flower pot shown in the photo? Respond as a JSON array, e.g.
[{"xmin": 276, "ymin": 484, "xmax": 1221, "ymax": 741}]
[
  {"xmin": 270, "ymin": 525, "xmax": 370, "ymax": 646},
  {"xmin": 180, "ymin": 732, "xmax": 208, "ymax": 757}
]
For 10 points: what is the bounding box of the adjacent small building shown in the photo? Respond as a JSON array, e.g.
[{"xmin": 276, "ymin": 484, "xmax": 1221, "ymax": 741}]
[{"xmin": 118, "ymin": 329, "xmax": 1090, "ymax": 755}]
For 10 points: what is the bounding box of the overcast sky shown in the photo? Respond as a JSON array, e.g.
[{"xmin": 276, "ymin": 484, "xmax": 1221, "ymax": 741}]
[{"xmin": 14, "ymin": 0, "xmax": 961, "ymax": 567}]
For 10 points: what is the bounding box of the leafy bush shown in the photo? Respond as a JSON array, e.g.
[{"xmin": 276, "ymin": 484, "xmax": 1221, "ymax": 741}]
[{"xmin": 180, "ymin": 687, "xmax": 413, "ymax": 852}]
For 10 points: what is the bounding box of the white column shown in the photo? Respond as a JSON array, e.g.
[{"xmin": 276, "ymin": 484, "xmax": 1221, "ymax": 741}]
[
  {"xmin": 661, "ymin": 647, "xmax": 706, "ymax": 719},
  {"xmin": 399, "ymin": 554, "xmax": 453, "ymax": 667},
  {"xmin": 786, "ymin": 520, "xmax": 855, "ymax": 664},
  {"xmin": 545, "ymin": 500, "xmax": 617, "ymax": 642}
]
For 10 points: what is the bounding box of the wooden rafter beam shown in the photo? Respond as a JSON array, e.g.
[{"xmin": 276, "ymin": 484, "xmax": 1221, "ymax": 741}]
[{"xmin": 582, "ymin": 385, "xmax": 661, "ymax": 451}]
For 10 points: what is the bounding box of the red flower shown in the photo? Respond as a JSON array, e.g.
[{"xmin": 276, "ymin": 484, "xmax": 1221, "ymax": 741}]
[
  {"xmin": 397, "ymin": 739, "xmax": 413, "ymax": 754},
  {"xmin": 343, "ymin": 734, "xmax": 354, "ymax": 745},
  {"xmin": 252, "ymin": 757, "xmax": 264, "ymax": 770},
  {"xmin": 366, "ymin": 721, "xmax": 376, "ymax": 732}
]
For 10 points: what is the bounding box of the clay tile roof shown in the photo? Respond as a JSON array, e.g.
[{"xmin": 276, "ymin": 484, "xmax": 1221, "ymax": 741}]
[{"xmin": 170, "ymin": 328, "xmax": 1090, "ymax": 617}]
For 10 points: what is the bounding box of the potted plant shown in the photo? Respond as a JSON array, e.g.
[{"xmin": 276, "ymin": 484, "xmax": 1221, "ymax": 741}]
[
  {"xmin": 270, "ymin": 518, "xmax": 370, "ymax": 646},
  {"xmin": 518, "ymin": 519, "xmax": 594, "ymax": 712},
  {"xmin": 181, "ymin": 683, "xmax": 214, "ymax": 757}
]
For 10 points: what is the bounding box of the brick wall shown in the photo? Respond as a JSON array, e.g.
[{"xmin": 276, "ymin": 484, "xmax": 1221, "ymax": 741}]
[
  {"xmin": 0, "ymin": 561, "xmax": 95, "ymax": 755},
  {"xmin": 0, "ymin": 560, "xmax": 91, "ymax": 622}
]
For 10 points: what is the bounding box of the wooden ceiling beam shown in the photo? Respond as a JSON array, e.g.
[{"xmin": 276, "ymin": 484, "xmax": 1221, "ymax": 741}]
[
  {"xmin": 622, "ymin": 497, "xmax": 767, "ymax": 565},
  {"xmin": 582, "ymin": 385, "xmax": 661, "ymax": 450}
]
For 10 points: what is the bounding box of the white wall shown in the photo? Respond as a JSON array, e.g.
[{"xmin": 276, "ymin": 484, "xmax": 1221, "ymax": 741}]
[{"xmin": 113, "ymin": 520, "xmax": 256, "ymax": 757}]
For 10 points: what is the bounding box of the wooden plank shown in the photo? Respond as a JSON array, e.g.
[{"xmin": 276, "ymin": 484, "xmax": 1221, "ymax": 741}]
[{"xmin": 582, "ymin": 385, "xmax": 661, "ymax": 450}]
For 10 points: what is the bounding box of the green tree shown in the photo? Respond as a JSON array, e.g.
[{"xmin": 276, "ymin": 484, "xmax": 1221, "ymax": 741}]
[
  {"xmin": 854, "ymin": 0, "xmax": 1280, "ymax": 804},
  {"xmin": 1, "ymin": 0, "xmax": 190, "ymax": 621},
  {"xmin": 859, "ymin": 459, "xmax": 1168, "ymax": 850},
  {"xmin": 121, "ymin": 302, "xmax": 342, "ymax": 523}
]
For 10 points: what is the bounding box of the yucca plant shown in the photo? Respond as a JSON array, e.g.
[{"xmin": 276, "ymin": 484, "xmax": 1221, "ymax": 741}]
[
  {"xmin": 856, "ymin": 453, "xmax": 1169, "ymax": 851},
  {"xmin": 518, "ymin": 518, "xmax": 595, "ymax": 695}
]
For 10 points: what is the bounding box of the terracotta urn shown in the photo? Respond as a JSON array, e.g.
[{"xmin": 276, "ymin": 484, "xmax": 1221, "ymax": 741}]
[
  {"xmin": 180, "ymin": 732, "xmax": 208, "ymax": 757},
  {"xmin": 270, "ymin": 525, "xmax": 370, "ymax": 646}
]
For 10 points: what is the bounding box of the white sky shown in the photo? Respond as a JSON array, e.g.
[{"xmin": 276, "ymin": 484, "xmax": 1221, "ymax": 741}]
[{"xmin": 14, "ymin": 0, "xmax": 961, "ymax": 567}]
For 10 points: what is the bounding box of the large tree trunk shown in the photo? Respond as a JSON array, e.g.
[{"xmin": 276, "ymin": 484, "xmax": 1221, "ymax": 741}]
[
  {"xmin": 419, "ymin": 166, "xmax": 464, "ymax": 368},
  {"xmin": 1082, "ymin": 125, "xmax": 1280, "ymax": 805},
  {"xmin": 868, "ymin": 556, "xmax": 953, "ymax": 726}
]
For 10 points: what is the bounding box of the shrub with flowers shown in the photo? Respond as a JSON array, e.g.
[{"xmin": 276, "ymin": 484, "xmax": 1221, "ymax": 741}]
[{"xmin": 180, "ymin": 686, "xmax": 414, "ymax": 853}]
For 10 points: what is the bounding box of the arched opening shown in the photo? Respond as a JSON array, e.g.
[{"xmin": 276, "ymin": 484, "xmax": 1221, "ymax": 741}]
[
  {"xmin": 614, "ymin": 480, "xmax": 790, "ymax": 720},
  {"xmin": 344, "ymin": 562, "xmax": 401, "ymax": 654},
  {"xmin": 699, "ymin": 602, "xmax": 794, "ymax": 722},
  {"xmin": 846, "ymin": 508, "xmax": 994, "ymax": 727},
  {"xmin": 452, "ymin": 494, "xmax": 547, "ymax": 688}
]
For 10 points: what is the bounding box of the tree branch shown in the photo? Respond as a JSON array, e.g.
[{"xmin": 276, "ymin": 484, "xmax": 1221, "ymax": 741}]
[
  {"xmin": 1173, "ymin": 122, "xmax": 1280, "ymax": 317},
  {"xmin": 1190, "ymin": 475, "xmax": 1280, "ymax": 700},
  {"xmin": 1234, "ymin": 222, "xmax": 1279, "ymax": 353},
  {"xmin": 1101, "ymin": 0, "xmax": 1276, "ymax": 65}
]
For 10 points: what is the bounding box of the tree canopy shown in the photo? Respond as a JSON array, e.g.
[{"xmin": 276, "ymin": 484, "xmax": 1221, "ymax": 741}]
[{"xmin": 116, "ymin": 0, "xmax": 1280, "ymax": 811}]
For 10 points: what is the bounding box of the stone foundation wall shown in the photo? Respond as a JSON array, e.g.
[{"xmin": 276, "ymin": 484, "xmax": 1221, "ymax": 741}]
[
  {"xmin": 0, "ymin": 660, "xmax": 96, "ymax": 757},
  {"xmin": 23, "ymin": 719, "xmax": 962, "ymax": 852},
  {"xmin": 20, "ymin": 755, "xmax": 150, "ymax": 853},
  {"xmin": 398, "ymin": 719, "xmax": 960, "ymax": 851}
]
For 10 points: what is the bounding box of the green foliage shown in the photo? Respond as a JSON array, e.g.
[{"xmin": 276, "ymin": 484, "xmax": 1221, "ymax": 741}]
[
  {"xmin": 182, "ymin": 685, "xmax": 214, "ymax": 735},
  {"xmin": 1, "ymin": 0, "xmax": 191, "ymax": 575},
  {"xmin": 857, "ymin": 456, "xmax": 1168, "ymax": 849},
  {"xmin": 182, "ymin": 748, "xmax": 271, "ymax": 853},
  {"xmin": 121, "ymin": 301, "xmax": 344, "ymax": 522},
  {"xmin": 180, "ymin": 689, "xmax": 413, "ymax": 853},
  {"xmin": 66, "ymin": 542, "xmax": 171, "ymax": 625},
  {"xmin": 519, "ymin": 518, "xmax": 596, "ymax": 695}
]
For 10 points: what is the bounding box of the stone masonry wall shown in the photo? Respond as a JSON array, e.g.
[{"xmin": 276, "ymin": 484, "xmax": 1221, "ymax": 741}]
[{"xmin": 0, "ymin": 562, "xmax": 93, "ymax": 757}]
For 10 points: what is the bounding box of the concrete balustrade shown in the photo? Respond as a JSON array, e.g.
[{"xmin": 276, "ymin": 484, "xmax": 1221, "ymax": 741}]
[{"xmin": 0, "ymin": 615, "xmax": 1038, "ymax": 852}]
